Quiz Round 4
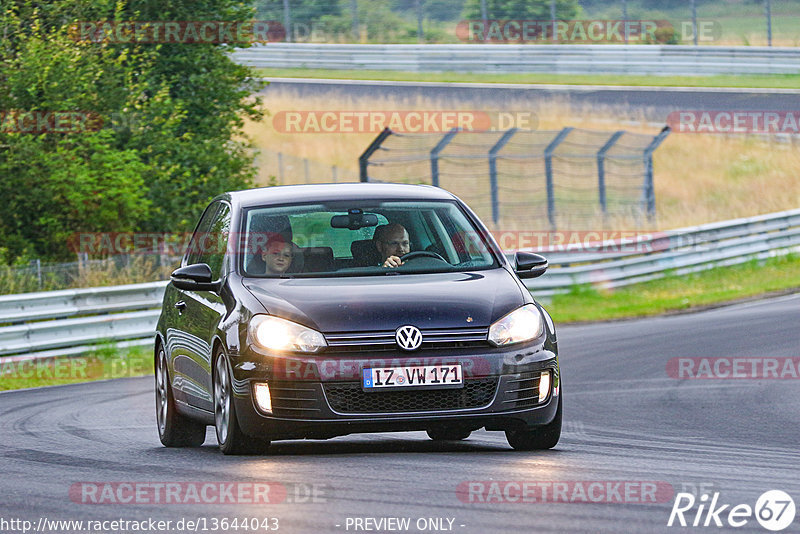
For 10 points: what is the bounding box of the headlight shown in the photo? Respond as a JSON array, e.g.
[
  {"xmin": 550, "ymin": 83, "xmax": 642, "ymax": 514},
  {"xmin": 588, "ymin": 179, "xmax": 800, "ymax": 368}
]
[
  {"xmin": 249, "ymin": 315, "xmax": 327, "ymax": 353},
  {"xmin": 488, "ymin": 304, "xmax": 544, "ymax": 347}
]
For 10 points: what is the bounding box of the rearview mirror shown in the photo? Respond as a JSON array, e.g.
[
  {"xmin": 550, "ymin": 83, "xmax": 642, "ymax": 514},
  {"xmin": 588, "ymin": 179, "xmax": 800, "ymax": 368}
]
[
  {"xmin": 514, "ymin": 252, "xmax": 548, "ymax": 279},
  {"xmin": 331, "ymin": 209, "xmax": 379, "ymax": 230},
  {"xmin": 171, "ymin": 263, "xmax": 220, "ymax": 292}
]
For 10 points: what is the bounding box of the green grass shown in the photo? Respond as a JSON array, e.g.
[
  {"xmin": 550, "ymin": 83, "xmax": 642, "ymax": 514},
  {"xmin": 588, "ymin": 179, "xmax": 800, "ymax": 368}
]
[
  {"xmin": 0, "ymin": 344, "xmax": 152, "ymax": 392},
  {"xmin": 547, "ymin": 253, "xmax": 800, "ymax": 323},
  {"xmin": 256, "ymin": 68, "xmax": 800, "ymax": 89}
]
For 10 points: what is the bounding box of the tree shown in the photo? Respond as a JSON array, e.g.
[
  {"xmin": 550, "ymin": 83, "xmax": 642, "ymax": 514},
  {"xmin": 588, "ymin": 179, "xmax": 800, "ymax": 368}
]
[
  {"xmin": 390, "ymin": 0, "xmax": 468, "ymax": 22},
  {"xmin": 462, "ymin": 0, "xmax": 580, "ymax": 20},
  {"xmin": 0, "ymin": 0, "xmax": 264, "ymax": 261},
  {"xmin": 254, "ymin": 0, "xmax": 341, "ymax": 27}
]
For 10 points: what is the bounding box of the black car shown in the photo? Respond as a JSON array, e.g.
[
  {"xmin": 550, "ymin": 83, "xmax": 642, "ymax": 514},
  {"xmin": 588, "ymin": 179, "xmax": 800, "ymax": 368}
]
[{"xmin": 155, "ymin": 183, "xmax": 561, "ymax": 454}]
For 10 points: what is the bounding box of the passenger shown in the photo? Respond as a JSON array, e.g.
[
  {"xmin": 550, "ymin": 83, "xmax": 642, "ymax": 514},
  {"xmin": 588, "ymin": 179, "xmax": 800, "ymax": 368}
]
[
  {"xmin": 374, "ymin": 223, "xmax": 410, "ymax": 268},
  {"xmin": 262, "ymin": 235, "xmax": 294, "ymax": 275}
]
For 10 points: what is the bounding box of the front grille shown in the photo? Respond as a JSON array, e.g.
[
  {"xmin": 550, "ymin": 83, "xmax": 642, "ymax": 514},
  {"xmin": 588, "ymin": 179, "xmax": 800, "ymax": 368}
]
[
  {"xmin": 501, "ymin": 372, "xmax": 542, "ymax": 409},
  {"xmin": 325, "ymin": 328, "xmax": 488, "ymax": 352},
  {"xmin": 323, "ymin": 378, "xmax": 498, "ymax": 414},
  {"xmin": 268, "ymin": 381, "xmax": 322, "ymax": 417}
]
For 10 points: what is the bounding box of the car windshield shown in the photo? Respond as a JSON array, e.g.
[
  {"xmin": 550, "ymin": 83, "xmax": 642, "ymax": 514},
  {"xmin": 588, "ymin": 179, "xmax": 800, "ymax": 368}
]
[{"xmin": 239, "ymin": 200, "xmax": 498, "ymax": 277}]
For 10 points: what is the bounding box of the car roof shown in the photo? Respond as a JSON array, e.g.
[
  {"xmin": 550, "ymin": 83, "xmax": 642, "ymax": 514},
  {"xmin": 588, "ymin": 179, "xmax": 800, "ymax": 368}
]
[{"xmin": 222, "ymin": 183, "xmax": 458, "ymax": 209}]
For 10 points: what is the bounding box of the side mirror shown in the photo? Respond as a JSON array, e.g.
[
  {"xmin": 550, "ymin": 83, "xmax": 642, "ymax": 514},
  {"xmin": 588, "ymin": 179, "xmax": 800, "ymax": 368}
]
[
  {"xmin": 171, "ymin": 263, "xmax": 220, "ymax": 292},
  {"xmin": 514, "ymin": 252, "xmax": 548, "ymax": 279}
]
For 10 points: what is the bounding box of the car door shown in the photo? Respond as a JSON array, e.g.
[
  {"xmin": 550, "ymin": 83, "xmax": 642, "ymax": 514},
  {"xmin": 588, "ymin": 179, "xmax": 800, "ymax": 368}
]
[{"xmin": 168, "ymin": 202, "xmax": 231, "ymax": 412}]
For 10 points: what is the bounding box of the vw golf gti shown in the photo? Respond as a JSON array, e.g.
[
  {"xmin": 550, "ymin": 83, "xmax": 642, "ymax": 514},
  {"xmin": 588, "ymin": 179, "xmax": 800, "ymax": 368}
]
[{"xmin": 155, "ymin": 183, "xmax": 561, "ymax": 454}]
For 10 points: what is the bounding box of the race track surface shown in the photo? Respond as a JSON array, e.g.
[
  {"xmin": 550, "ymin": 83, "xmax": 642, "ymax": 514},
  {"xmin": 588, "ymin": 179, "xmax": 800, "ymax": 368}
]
[
  {"xmin": 1, "ymin": 294, "xmax": 798, "ymax": 533},
  {"xmin": 259, "ymin": 78, "xmax": 800, "ymax": 122}
]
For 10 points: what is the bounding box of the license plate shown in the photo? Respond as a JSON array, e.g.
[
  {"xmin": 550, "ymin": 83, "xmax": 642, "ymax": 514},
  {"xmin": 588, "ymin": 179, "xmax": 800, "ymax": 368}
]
[{"xmin": 362, "ymin": 365, "xmax": 463, "ymax": 390}]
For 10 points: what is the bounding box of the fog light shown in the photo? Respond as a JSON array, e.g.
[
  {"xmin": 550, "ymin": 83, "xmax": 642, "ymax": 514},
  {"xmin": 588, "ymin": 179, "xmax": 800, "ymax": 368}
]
[
  {"xmin": 253, "ymin": 382, "xmax": 272, "ymax": 413},
  {"xmin": 538, "ymin": 371, "xmax": 551, "ymax": 403}
]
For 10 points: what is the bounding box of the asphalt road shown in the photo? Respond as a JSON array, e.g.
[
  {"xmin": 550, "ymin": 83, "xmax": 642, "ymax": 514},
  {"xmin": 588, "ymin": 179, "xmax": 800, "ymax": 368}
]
[
  {"xmin": 1, "ymin": 293, "xmax": 798, "ymax": 534},
  {"xmin": 260, "ymin": 78, "xmax": 800, "ymax": 122}
]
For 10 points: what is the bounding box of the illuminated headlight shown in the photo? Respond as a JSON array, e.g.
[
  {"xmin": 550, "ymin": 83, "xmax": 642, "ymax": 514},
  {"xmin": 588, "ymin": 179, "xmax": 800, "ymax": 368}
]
[
  {"xmin": 538, "ymin": 371, "xmax": 551, "ymax": 403},
  {"xmin": 249, "ymin": 315, "xmax": 327, "ymax": 353},
  {"xmin": 253, "ymin": 383, "xmax": 272, "ymax": 413},
  {"xmin": 488, "ymin": 304, "xmax": 544, "ymax": 347}
]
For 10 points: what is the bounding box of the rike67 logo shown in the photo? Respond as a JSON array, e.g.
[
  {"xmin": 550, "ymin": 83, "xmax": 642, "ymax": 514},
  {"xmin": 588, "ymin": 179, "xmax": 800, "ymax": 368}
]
[{"xmin": 668, "ymin": 490, "xmax": 796, "ymax": 531}]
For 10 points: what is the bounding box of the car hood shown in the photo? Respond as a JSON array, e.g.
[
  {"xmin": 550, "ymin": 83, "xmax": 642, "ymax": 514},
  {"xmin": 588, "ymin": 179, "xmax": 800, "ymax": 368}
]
[{"xmin": 242, "ymin": 269, "xmax": 525, "ymax": 333}]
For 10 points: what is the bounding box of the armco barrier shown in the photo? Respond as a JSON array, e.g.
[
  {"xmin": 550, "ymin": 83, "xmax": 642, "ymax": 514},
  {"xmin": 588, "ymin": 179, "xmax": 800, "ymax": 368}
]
[
  {"xmin": 231, "ymin": 44, "xmax": 800, "ymax": 76},
  {"xmin": 0, "ymin": 282, "xmax": 167, "ymax": 362},
  {"xmin": 1, "ymin": 209, "xmax": 798, "ymax": 360},
  {"xmin": 522, "ymin": 208, "xmax": 800, "ymax": 295}
]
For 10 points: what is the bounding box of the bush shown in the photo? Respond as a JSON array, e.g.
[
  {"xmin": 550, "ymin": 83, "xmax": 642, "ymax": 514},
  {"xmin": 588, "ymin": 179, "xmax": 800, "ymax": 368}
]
[{"xmin": 0, "ymin": 1, "xmax": 264, "ymax": 263}]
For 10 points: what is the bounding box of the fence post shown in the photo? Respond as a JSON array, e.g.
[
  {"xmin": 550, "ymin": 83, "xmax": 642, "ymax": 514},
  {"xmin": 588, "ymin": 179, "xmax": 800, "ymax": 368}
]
[
  {"xmin": 359, "ymin": 127, "xmax": 393, "ymax": 182},
  {"xmin": 278, "ymin": 152, "xmax": 284, "ymax": 184},
  {"xmin": 282, "ymin": 0, "xmax": 292, "ymax": 42},
  {"xmin": 596, "ymin": 130, "xmax": 625, "ymax": 216},
  {"xmin": 544, "ymin": 127, "xmax": 573, "ymax": 230},
  {"xmin": 351, "ymin": 0, "xmax": 359, "ymax": 41},
  {"xmin": 488, "ymin": 128, "xmax": 518, "ymax": 225},
  {"xmin": 430, "ymin": 128, "xmax": 459, "ymax": 187},
  {"xmin": 765, "ymin": 0, "xmax": 772, "ymax": 46},
  {"xmin": 643, "ymin": 126, "xmax": 671, "ymax": 221},
  {"xmin": 622, "ymin": 0, "xmax": 628, "ymax": 44},
  {"xmin": 33, "ymin": 259, "xmax": 42, "ymax": 289},
  {"xmin": 332, "ymin": 165, "xmax": 338, "ymax": 183}
]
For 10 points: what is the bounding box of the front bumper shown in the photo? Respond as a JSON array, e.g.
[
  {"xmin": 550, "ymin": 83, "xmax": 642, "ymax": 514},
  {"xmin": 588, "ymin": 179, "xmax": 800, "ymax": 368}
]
[{"xmin": 230, "ymin": 343, "xmax": 559, "ymax": 441}]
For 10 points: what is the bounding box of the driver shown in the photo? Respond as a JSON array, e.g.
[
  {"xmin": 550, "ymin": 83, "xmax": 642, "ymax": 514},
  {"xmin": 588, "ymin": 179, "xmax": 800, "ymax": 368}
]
[{"xmin": 374, "ymin": 223, "xmax": 410, "ymax": 268}]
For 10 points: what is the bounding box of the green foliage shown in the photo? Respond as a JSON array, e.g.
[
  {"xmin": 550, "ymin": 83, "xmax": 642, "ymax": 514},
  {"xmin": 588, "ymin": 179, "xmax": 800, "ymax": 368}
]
[
  {"xmin": 0, "ymin": 0, "xmax": 264, "ymax": 263},
  {"xmin": 390, "ymin": 0, "xmax": 467, "ymax": 22},
  {"xmin": 255, "ymin": 0, "xmax": 342, "ymax": 26},
  {"xmin": 462, "ymin": 0, "xmax": 580, "ymax": 20},
  {"xmin": 652, "ymin": 24, "xmax": 679, "ymax": 44}
]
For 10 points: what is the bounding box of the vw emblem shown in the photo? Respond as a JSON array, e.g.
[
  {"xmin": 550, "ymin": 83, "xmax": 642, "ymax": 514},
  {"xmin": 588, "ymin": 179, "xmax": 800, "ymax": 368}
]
[{"xmin": 395, "ymin": 325, "xmax": 423, "ymax": 351}]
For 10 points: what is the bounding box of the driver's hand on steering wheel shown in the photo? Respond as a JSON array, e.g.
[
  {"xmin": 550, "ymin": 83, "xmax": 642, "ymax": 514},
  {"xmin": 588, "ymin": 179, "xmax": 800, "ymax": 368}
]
[{"xmin": 383, "ymin": 255, "xmax": 404, "ymax": 268}]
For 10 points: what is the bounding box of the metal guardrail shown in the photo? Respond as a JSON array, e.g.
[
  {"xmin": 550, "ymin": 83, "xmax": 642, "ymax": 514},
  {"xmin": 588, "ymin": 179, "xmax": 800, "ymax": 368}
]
[
  {"xmin": 522, "ymin": 208, "xmax": 800, "ymax": 296},
  {"xmin": 1, "ymin": 209, "xmax": 799, "ymax": 360},
  {"xmin": 232, "ymin": 44, "xmax": 800, "ymax": 76},
  {"xmin": 0, "ymin": 282, "xmax": 167, "ymax": 361}
]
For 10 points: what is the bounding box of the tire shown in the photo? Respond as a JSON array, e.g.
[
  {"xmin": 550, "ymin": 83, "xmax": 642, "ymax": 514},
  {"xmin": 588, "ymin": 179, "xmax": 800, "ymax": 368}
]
[
  {"xmin": 213, "ymin": 350, "xmax": 270, "ymax": 455},
  {"xmin": 505, "ymin": 393, "xmax": 562, "ymax": 451},
  {"xmin": 155, "ymin": 344, "xmax": 207, "ymax": 447},
  {"xmin": 426, "ymin": 428, "xmax": 472, "ymax": 441}
]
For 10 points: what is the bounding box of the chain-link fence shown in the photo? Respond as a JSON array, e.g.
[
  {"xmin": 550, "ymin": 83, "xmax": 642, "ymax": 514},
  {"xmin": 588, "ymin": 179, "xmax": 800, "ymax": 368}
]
[
  {"xmin": 0, "ymin": 255, "xmax": 179, "ymax": 295},
  {"xmin": 359, "ymin": 126, "xmax": 670, "ymax": 229},
  {"xmin": 252, "ymin": 0, "xmax": 798, "ymax": 46}
]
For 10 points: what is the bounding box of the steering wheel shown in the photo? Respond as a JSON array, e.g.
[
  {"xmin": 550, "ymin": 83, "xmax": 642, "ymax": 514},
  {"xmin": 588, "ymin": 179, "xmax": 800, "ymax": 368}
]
[{"xmin": 399, "ymin": 250, "xmax": 447, "ymax": 263}]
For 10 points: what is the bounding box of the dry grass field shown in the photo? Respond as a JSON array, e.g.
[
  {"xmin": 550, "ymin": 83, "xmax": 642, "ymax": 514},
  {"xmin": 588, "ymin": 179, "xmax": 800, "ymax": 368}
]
[{"xmin": 242, "ymin": 93, "xmax": 800, "ymax": 232}]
